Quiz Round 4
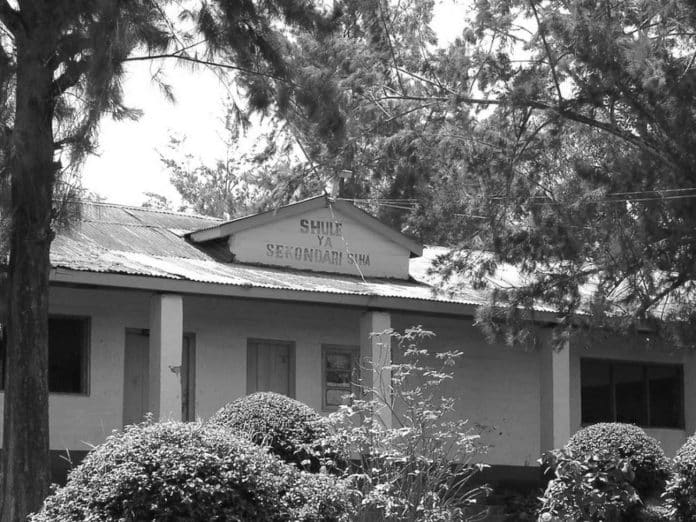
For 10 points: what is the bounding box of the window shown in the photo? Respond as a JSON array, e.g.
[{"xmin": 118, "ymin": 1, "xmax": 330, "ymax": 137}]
[
  {"xmin": 322, "ymin": 345, "xmax": 360, "ymax": 410},
  {"xmin": 247, "ymin": 339, "xmax": 295, "ymax": 398},
  {"xmin": 0, "ymin": 316, "xmax": 89, "ymax": 394},
  {"xmin": 581, "ymin": 358, "xmax": 683, "ymax": 429}
]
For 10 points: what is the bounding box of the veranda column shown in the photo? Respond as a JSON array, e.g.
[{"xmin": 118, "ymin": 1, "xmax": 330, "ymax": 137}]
[
  {"xmin": 149, "ymin": 293, "xmax": 183, "ymax": 420},
  {"xmin": 684, "ymin": 351, "xmax": 696, "ymax": 437},
  {"xmin": 540, "ymin": 338, "xmax": 573, "ymax": 452},
  {"xmin": 359, "ymin": 311, "xmax": 392, "ymax": 429}
]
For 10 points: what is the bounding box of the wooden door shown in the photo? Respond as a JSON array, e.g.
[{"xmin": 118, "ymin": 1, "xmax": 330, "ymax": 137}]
[
  {"xmin": 247, "ymin": 339, "xmax": 295, "ymax": 397},
  {"xmin": 123, "ymin": 331, "xmax": 196, "ymax": 426},
  {"xmin": 123, "ymin": 330, "xmax": 149, "ymax": 427}
]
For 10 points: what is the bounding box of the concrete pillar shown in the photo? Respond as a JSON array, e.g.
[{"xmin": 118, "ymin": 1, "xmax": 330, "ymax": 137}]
[
  {"xmin": 684, "ymin": 351, "xmax": 696, "ymax": 437},
  {"xmin": 149, "ymin": 293, "xmax": 183, "ymax": 420},
  {"xmin": 359, "ymin": 311, "xmax": 392, "ymax": 429},
  {"xmin": 540, "ymin": 338, "xmax": 573, "ymax": 451}
]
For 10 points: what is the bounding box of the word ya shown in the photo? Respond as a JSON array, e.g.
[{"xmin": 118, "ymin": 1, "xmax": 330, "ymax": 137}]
[{"xmin": 266, "ymin": 243, "xmax": 371, "ymax": 267}]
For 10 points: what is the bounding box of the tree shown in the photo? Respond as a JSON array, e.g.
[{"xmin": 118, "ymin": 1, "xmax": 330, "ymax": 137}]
[
  {"xmin": 158, "ymin": 119, "xmax": 326, "ymax": 219},
  {"xmin": 158, "ymin": 0, "xmax": 696, "ymax": 347},
  {"xmin": 420, "ymin": 0, "xmax": 696, "ymax": 346},
  {"xmin": 0, "ymin": 1, "xmax": 338, "ymax": 518},
  {"xmin": 162, "ymin": 0, "xmax": 446, "ymax": 230},
  {"xmin": 271, "ymin": 0, "xmax": 696, "ymax": 345}
]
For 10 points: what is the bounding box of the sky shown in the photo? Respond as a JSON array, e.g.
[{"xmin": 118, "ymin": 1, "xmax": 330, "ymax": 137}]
[{"xmin": 81, "ymin": 1, "xmax": 468, "ymax": 207}]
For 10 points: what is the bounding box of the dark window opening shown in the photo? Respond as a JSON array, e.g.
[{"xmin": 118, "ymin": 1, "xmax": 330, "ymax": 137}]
[
  {"xmin": 0, "ymin": 316, "xmax": 89, "ymax": 394},
  {"xmin": 581, "ymin": 358, "xmax": 683, "ymax": 429}
]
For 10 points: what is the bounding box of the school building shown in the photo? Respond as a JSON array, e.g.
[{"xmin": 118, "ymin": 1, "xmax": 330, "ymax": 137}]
[{"xmin": 6, "ymin": 195, "xmax": 695, "ymax": 483}]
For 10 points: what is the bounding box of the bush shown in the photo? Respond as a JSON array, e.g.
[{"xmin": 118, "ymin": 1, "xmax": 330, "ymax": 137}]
[
  {"xmin": 565, "ymin": 423, "xmax": 669, "ymax": 497},
  {"xmin": 664, "ymin": 433, "xmax": 696, "ymax": 521},
  {"xmin": 498, "ymin": 487, "xmax": 542, "ymax": 521},
  {"xmin": 320, "ymin": 327, "xmax": 489, "ymax": 521},
  {"xmin": 31, "ymin": 421, "xmax": 353, "ymax": 522},
  {"xmin": 209, "ymin": 391, "xmax": 329, "ymax": 471},
  {"xmin": 538, "ymin": 449, "xmax": 642, "ymax": 521}
]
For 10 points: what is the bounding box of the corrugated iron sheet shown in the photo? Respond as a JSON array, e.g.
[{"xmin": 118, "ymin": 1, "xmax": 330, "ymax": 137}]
[{"xmin": 50, "ymin": 202, "xmax": 491, "ymax": 306}]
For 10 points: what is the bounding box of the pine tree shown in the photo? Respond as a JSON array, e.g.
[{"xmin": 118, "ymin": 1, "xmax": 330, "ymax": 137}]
[
  {"xmin": 267, "ymin": 0, "xmax": 696, "ymax": 344},
  {"xmin": 0, "ymin": 1, "xmax": 337, "ymax": 518},
  {"xmin": 427, "ymin": 0, "xmax": 696, "ymax": 345}
]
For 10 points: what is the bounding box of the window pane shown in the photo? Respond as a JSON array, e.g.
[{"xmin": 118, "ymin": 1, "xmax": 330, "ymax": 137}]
[
  {"xmin": 49, "ymin": 318, "xmax": 87, "ymax": 394},
  {"xmin": 323, "ymin": 347, "xmax": 359, "ymax": 409},
  {"xmin": 581, "ymin": 359, "xmax": 612, "ymax": 423},
  {"xmin": 648, "ymin": 365, "xmax": 682, "ymax": 428},
  {"xmin": 326, "ymin": 388, "xmax": 349, "ymax": 407},
  {"xmin": 614, "ymin": 363, "xmax": 646, "ymax": 425},
  {"xmin": 326, "ymin": 370, "xmax": 351, "ymax": 387},
  {"xmin": 326, "ymin": 353, "xmax": 352, "ymax": 371}
]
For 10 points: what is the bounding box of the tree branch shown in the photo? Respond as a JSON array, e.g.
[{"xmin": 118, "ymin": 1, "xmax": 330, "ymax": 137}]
[
  {"xmin": 634, "ymin": 275, "xmax": 687, "ymax": 319},
  {"xmin": 377, "ymin": 2, "xmax": 406, "ymax": 95},
  {"xmin": 0, "ymin": 1, "xmax": 23, "ymax": 36},
  {"xmin": 50, "ymin": 58, "xmax": 90, "ymax": 97},
  {"xmin": 49, "ymin": 32, "xmax": 91, "ymax": 71},
  {"xmin": 529, "ymin": 0, "xmax": 563, "ymax": 104},
  {"xmin": 123, "ymin": 53, "xmax": 293, "ymax": 86},
  {"xmin": 374, "ymin": 92, "xmax": 678, "ymax": 170}
]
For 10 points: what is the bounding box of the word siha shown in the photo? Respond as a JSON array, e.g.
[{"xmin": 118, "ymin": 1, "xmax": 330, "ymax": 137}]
[{"xmin": 265, "ymin": 244, "xmax": 371, "ymax": 267}]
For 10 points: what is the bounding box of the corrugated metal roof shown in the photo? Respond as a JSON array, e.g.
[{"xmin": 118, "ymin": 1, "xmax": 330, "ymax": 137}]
[
  {"xmin": 56, "ymin": 201, "xmax": 679, "ymax": 318},
  {"xmin": 49, "ymin": 202, "xmax": 491, "ymax": 307}
]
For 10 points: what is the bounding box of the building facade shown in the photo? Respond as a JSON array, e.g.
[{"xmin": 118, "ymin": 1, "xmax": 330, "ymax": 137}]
[{"xmin": 5, "ymin": 195, "xmax": 694, "ymax": 483}]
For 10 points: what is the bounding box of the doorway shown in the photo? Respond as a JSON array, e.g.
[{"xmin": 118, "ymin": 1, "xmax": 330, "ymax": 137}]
[{"xmin": 123, "ymin": 330, "xmax": 196, "ymax": 426}]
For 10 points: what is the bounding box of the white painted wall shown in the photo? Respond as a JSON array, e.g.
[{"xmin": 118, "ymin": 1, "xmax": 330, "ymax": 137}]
[
  {"xmin": 1, "ymin": 285, "xmax": 691, "ymax": 466},
  {"xmin": 182, "ymin": 295, "xmax": 362, "ymax": 418},
  {"xmin": 391, "ymin": 314, "xmax": 542, "ymax": 467},
  {"xmin": 230, "ymin": 206, "xmax": 411, "ymax": 279},
  {"xmin": 0, "ymin": 287, "xmax": 151, "ymax": 451}
]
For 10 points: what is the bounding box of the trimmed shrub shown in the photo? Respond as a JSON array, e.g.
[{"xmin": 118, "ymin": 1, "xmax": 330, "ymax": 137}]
[
  {"xmin": 30, "ymin": 421, "xmax": 353, "ymax": 522},
  {"xmin": 538, "ymin": 449, "xmax": 642, "ymax": 521},
  {"xmin": 565, "ymin": 423, "xmax": 670, "ymax": 497},
  {"xmin": 209, "ymin": 391, "xmax": 329, "ymax": 470},
  {"xmin": 664, "ymin": 433, "xmax": 696, "ymax": 521}
]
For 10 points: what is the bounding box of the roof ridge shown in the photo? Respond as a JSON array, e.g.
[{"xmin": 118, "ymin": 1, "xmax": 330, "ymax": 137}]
[{"xmin": 79, "ymin": 200, "xmax": 224, "ymax": 221}]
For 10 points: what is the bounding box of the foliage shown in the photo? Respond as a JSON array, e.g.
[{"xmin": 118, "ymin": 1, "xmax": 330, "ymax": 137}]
[
  {"xmin": 284, "ymin": 470, "xmax": 356, "ymax": 522},
  {"xmin": 565, "ymin": 423, "xmax": 670, "ymax": 497},
  {"xmin": 538, "ymin": 423, "xmax": 672, "ymax": 521},
  {"xmin": 30, "ymin": 421, "xmax": 353, "ymax": 522},
  {"xmin": 166, "ymin": 0, "xmax": 696, "ymax": 349},
  {"xmin": 319, "ymin": 327, "xmax": 489, "ymax": 521},
  {"xmin": 158, "ymin": 123, "xmax": 326, "ymax": 219},
  {"xmin": 0, "ymin": 0, "xmax": 341, "ymax": 514},
  {"xmin": 538, "ymin": 449, "xmax": 642, "ymax": 521},
  {"xmin": 664, "ymin": 433, "xmax": 696, "ymax": 521},
  {"xmin": 160, "ymin": 0, "xmax": 450, "ymax": 230},
  {"xmin": 421, "ymin": 0, "xmax": 696, "ymax": 344},
  {"xmin": 209, "ymin": 391, "xmax": 330, "ymax": 471},
  {"xmin": 498, "ymin": 487, "xmax": 542, "ymax": 521}
]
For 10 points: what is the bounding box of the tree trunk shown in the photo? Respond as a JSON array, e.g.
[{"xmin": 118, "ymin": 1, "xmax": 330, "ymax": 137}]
[{"xmin": 1, "ymin": 14, "xmax": 57, "ymax": 520}]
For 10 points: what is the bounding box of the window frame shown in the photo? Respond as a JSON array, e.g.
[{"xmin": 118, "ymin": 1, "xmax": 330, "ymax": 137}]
[
  {"xmin": 0, "ymin": 314, "xmax": 91, "ymax": 396},
  {"xmin": 47, "ymin": 314, "xmax": 91, "ymax": 396},
  {"xmin": 580, "ymin": 357, "xmax": 684, "ymax": 430},
  {"xmin": 321, "ymin": 344, "xmax": 360, "ymax": 412},
  {"xmin": 246, "ymin": 338, "xmax": 296, "ymax": 399}
]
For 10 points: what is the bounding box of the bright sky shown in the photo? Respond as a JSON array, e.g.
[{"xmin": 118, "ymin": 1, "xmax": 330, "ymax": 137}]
[{"xmin": 82, "ymin": 1, "xmax": 468, "ymax": 206}]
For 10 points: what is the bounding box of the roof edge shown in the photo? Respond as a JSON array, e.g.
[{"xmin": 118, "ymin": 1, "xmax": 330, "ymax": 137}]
[
  {"xmin": 188, "ymin": 195, "xmax": 423, "ymax": 256},
  {"xmin": 188, "ymin": 195, "xmax": 328, "ymax": 242}
]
